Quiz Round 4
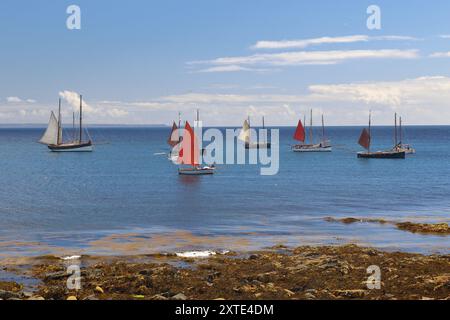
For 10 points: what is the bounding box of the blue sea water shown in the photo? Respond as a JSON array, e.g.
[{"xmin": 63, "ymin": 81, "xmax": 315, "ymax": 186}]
[{"xmin": 0, "ymin": 126, "xmax": 449, "ymax": 256}]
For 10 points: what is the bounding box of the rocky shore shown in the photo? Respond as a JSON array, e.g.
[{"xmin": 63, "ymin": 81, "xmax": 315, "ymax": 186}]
[{"xmin": 1, "ymin": 244, "xmax": 449, "ymax": 300}]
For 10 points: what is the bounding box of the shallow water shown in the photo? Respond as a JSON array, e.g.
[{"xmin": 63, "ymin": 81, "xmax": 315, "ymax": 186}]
[{"xmin": 0, "ymin": 126, "xmax": 449, "ymax": 256}]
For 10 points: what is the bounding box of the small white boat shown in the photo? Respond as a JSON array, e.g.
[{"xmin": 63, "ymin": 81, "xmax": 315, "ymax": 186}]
[
  {"xmin": 292, "ymin": 110, "xmax": 332, "ymax": 152},
  {"xmin": 392, "ymin": 115, "xmax": 416, "ymax": 154},
  {"xmin": 239, "ymin": 116, "xmax": 271, "ymax": 149}
]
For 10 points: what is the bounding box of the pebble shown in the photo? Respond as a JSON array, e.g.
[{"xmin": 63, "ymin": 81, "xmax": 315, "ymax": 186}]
[
  {"xmin": 171, "ymin": 293, "xmax": 187, "ymax": 300},
  {"xmin": 304, "ymin": 293, "xmax": 316, "ymax": 300},
  {"xmin": 67, "ymin": 296, "xmax": 77, "ymax": 300},
  {"xmin": 28, "ymin": 296, "xmax": 45, "ymax": 301},
  {"xmin": 95, "ymin": 286, "xmax": 104, "ymax": 294}
]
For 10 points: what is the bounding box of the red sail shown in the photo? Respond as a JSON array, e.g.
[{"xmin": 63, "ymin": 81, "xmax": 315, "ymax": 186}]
[
  {"xmin": 179, "ymin": 121, "xmax": 199, "ymax": 166},
  {"xmin": 167, "ymin": 122, "xmax": 179, "ymax": 147},
  {"xmin": 293, "ymin": 120, "xmax": 306, "ymax": 142},
  {"xmin": 358, "ymin": 128, "xmax": 371, "ymax": 150}
]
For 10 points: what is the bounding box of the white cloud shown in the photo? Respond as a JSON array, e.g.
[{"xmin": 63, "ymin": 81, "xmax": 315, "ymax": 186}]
[
  {"xmin": 439, "ymin": 35, "xmax": 450, "ymax": 39},
  {"xmin": 195, "ymin": 65, "xmax": 276, "ymax": 73},
  {"xmin": 190, "ymin": 49, "xmax": 419, "ymax": 72},
  {"xmin": 429, "ymin": 51, "xmax": 450, "ymax": 58},
  {"xmin": 252, "ymin": 35, "xmax": 418, "ymax": 50},
  {"xmin": 6, "ymin": 96, "xmax": 22, "ymax": 103}
]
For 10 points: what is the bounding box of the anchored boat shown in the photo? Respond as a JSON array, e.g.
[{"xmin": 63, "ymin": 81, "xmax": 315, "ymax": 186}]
[
  {"xmin": 40, "ymin": 95, "xmax": 93, "ymax": 152},
  {"xmin": 393, "ymin": 114, "xmax": 416, "ymax": 154},
  {"xmin": 239, "ymin": 116, "xmax": 271, "ymax": 149},
  {"xmin": 292, "ymin": 110, "xmax": 331, "ymax": 152},
  {"xmin": 178, "ymin": 121, "xmax": 215, "ymax": 175},
  {"xmin": 357, "ymin": 112, "xmax": 405, "ymax": 159}
]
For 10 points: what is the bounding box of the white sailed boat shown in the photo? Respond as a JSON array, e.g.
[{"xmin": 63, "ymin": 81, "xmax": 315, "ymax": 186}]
[
  {"xmin": 40, "ymin": 95, "xmax": 93, "ymax": 152},
  {"xmin": 239, "ymin": 116, "xmax": 271, "ymax": 149},
  {"xmin": 178, "ymin": 120, "xmax": 215, "ymax": 176},
  {"xmin": 292, "ymin": 110, "xmax": 332, "ymax": 152},
  {"xmin": 167, "ymin": 113, "xmax": 182, "ymax": 161}
]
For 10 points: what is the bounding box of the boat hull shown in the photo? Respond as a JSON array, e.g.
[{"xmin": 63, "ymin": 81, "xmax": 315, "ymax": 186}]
[
  {"xmin": 245, "ymin": 142, "xmax": 271, "ymax": 149},
  {"xmin": 48, "ymin": 141, "xmax": 93, "ymax": 152},
  {"xmin": 357, "ymin": 151, "xmax": 405, "ymax": 159},
  {"xmin": 292, "ymin": 143, "xmax": 332, "ymax": 152},
  {"xmin": 178, "ymin": 167, "xmax": 215, "ymax": 175}
]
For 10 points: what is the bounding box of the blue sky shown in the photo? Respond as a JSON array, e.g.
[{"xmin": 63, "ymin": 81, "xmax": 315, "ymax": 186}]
[{"xmin": 1, "ymin": 0, "xmax": 450, "ymax": 125}]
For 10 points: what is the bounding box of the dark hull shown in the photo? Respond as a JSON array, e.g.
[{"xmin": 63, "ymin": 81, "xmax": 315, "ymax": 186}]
[
  {"xmin": 245, "ymin": 142, "xmax": 271, "ymax": 149},
  {"xmin": 48, "ymin": 141, "xmax": 92, "ymax": 151},
  {"xmin": 357, "ymin": 151, "xmax": 405, "ymax": 159}
]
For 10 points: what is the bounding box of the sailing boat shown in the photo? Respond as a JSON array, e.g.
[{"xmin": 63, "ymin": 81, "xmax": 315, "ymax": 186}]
[
  {"xmin": 167, "ymin": 112, "xmax": 182, "ymax": 161},
  {"xmin": 292, "ymin": 110, "xmax": 331, "ymax": 152},
  {"xmin": 239, "ymin": 116, "xmax": 271, "ymax": 149},
  {"xmin": 178, "ymin": 121, "xmax": 215, "ymax": 175},
  {"xmin": 40, "ymin": 95, "xmax": 93, "ymax": 152},
  {"xmin": 357, "ymin": 112, "xmax": 405, "ymax": 159},
  {"xmin": 393, "ymin": 114, "xmax": 415, "ymax": 154}
]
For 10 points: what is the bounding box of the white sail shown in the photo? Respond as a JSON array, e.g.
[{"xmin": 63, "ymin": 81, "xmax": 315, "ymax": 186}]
[
  {"xmin": 39, "ymin": 112, "xmax": 59, "ymax": 145},
  {"xmin": 238, "ymin": 120, "xmax": 250, "ymax": 143}
]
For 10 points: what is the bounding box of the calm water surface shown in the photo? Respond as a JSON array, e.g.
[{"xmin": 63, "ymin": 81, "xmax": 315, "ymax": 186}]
[{"xmin": 0, "ymin": 126, "xmax": 449, "ymax": 256}]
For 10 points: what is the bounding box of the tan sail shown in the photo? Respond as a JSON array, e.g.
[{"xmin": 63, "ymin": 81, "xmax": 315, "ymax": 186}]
[
  {"xmin": 238, "ymin": 119, "xmax": 250, "ymax": 144},
  {"xmin": 39, "ymin": 112, "xmax": 60, "ymax": 145}
]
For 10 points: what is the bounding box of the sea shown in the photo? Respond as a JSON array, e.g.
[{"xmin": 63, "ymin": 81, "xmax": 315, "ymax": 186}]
[{"xmin": 0, "ymin": 125, "xmax": 449, "ymax": 257}]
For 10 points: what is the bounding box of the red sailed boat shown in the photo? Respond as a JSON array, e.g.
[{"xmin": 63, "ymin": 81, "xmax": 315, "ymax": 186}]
[
  {"xmin": 292, "ymin": 110, "xmax": 332, "ymax": 152},
  {"xmin": 178, "ymin": 121, "xmax": 215, "ymax": 175},
  {"xmin": 357, "ymin": 112, "xmax": 405, "ymax": 159}
]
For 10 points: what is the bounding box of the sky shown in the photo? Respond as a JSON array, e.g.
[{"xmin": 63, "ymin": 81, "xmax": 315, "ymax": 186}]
[{"xmin": 1, "ymin": 0, "xmax": 450, "ymax": 126}]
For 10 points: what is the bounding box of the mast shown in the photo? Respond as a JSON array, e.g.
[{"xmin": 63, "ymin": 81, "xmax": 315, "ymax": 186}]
[
  {"xmin": 399, "ymin": 116, "xmax": 403, "ymax": 144},
  {"xmin": 309, "ymin": 109, "xmax": 313, "ymax": 144},
  {"xmin": 394, "ymin": 113, "xmax": 398, "ymax": 147},
  {"xmin": 368, "ymin": 111, "xmax": 372, "ymax": 154},
  {"xmin": 262, "ymin": 116, "xmax": 265, "ymax": 129},
  {"xmin": 72, "ymin": 112, "xmax": 76, "ymax": 142},
  {"xmin": 57, "ymin": 98, "xmax": 62, "ymax": 145},
  {"xmin": 79, "ymin": 95, "xmax": 83, "ymax": 143},
  {"xmin": 321, "ymin": 114, "xmax": 325, "ymax": 142}
]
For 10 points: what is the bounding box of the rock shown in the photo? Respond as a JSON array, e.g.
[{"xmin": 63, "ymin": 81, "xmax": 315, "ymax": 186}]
[
  {"xmin": 22, "ymin": 291, "xmax": 34, "ymax": 298},
  {"xmin": 334, "ymin": 289, "xmax": 367, "ymax": 298},
  {"xmin": 83, "ymin": 295, "xmax": 99, "ymax": 300},
  {"xmin": 421, "ymin": 296, "xmax": 434, "ymax": 300},
  {"xmin": 284, "ymin": 289, "xmax": 295, "ymax": 297},
  {"xmin": 67, "ymin": 296, "xmax": 77, "ymax": 300},
  {"xmin": 171, "ymin": 293, "xmax": 187, "ymax": 300},
  {"xmin": 249, "ymin": 254, "xmax": 260, "ymax": 260},
  {"xmin": 28, "ymin": 296, "xmax": 45, "ymax": 300},
  {"xmin": 44, "ymin": 271, "xmax": 68, "ymax": 281},
  {"xmin": 150, "ymin": 294, "xmax": 168, "ymax": 300},
  {"xmin": 132, "ymin": 295, "xmax": 145, "ymax": 299},
  {"xmin": 214, "ymin": 298, "xmax": 225, "ymax": 300},
  {"xmin": 254, "ymin": 293, "xmax": 262, "ymax": 298},
  {"xmin": 94, "ymin": 286, "xmax": 104, "ymax": 294},
  {"xmin": 0, "ymin": 290, "xmax": 21, "ymax": 300},
  {"xmin": 304, "ymin": 293, "xmax": 316, "ymax": 300}
]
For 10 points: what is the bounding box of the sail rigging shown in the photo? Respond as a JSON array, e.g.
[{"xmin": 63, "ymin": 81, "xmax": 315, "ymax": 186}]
[
  {"xmin": 293, "ymin": 119, "xmax": 306, "ymax": 142},
  {"xmin": 179, "ymin": 121, "xmax": 199, "ymax": 166},
  {"xmin": 167, "ymin": 122, "xmax": 180, "ymax": 147},
  {"xmin": 358, "ymin": 128, "xmax": 371, "ymax": 150},
  {"xmin": 39, "ymin": 112, "xmax": 60, "ymax": 145},
  {"xmin": 238, "ymin": 119, "xmax": 251, "ymax": 144}
]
